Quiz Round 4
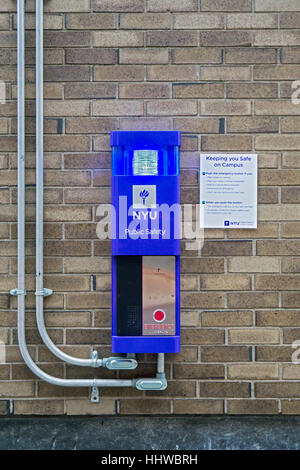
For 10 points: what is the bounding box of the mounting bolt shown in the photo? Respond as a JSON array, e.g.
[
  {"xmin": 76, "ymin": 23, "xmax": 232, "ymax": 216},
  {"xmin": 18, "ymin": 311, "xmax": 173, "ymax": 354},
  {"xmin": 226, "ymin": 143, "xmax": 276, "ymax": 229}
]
[{"xmin": 91, "ymin": 385, "xmax": 99, "ymax": 403}]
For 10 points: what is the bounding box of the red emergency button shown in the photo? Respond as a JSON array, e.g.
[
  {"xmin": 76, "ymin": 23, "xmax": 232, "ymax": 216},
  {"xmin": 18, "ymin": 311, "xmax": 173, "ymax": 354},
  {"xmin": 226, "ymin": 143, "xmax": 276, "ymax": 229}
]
[{"xmin": 153, "ymin": 309, "xmax": 166, "ymax": 323}]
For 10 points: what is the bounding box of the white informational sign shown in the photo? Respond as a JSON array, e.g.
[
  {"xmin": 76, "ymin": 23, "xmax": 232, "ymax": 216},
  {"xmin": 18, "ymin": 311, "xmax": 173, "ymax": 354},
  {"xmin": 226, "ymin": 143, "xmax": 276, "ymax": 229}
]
[{"xmin": 199, "ymin": 154, "xmax": 257, "ymax": 229}]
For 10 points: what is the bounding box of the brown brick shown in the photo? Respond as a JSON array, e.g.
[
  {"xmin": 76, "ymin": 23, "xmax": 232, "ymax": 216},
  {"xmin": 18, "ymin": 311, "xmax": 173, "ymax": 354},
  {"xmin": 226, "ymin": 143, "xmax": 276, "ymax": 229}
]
[
  {"xmin": 282, "ymin": 328, "xmax": 300, "ymax": 343},
  {"xmin": 202, "ymin": 241, "xmax": 252, "ymax": 257},
  {"xmin": 182, "ymin": 292, "xmax": 225, "ymax": 309},
  {"xmin": 257, "ymin": 240, "xmax": 300, "ymax": 255},
  {"xmin": 172, "ymin": 47, "xmax": 222, "ymax": 64},
  {"xmin": 255, "ymin": 383, "xmax": 300, "ymax": 398},
  {"xmin": 0, "ymin": 382, "xmax": 35, "ymax": 398},
  {"xmin": 282, "ymin": 153, "xmax": 300, "ymax": 168},
  {"xmin": 281, "ymin": 47, "xmax": 300, "ymax": 63},
  {"xmin": 201, "ymin": 99, "xmax": 251, "ymax": 115},
  {"xmin": 228, "ymin": 13, "xmax": 277, "ymax": 29},
  {"xmin": 282, "ymin": 117, "xmax": 300, "ymax": 133},
  {"xmin": 282, "ymin": 365, "xmax": 300, "ymax": 380},
  {"xmin": 94, "ymin": 0, "xmax": 144, "ymax": 11},
  {"xmin": 93, "ymin": 169, "xmax": 111, "ymax": 185},
  {"xmin": 256, "ymin": 346, "xmax": 292, "ymax": 362},
  {"xmin": 201, "ymin": 346, "xmax": 251, "ymax": 362},
  {"xmin": 38, "ymin": 382, "xmax": 88, "ymax": 398},
  {"xmin": 282, "ymin": 187, "xmax": 300, "ymax": 203},
  {"xmin": 66, "ymin": 328, "xmax": 111, "ymax": 345},
  {"xmin": 201, "ymin": 382, "xmax": 250, "ymax": 398},
  {"xmin": 120, "ymin": 48, "xmax": 168, "ymax": 64},
  {"xmin": 282, "ymin": 257, "xmax": 300, "ymax": 271},
  {"xmin": 255, "ymin": 31, "xmax": 300, "ymax": 46},
  {"xmin": 0, "ymin": 14, "xmax": 9, "ymax": 30},
  {"xmin": 202, "ymin": 311, "xmax": 253, "ymax": 327},
  {"xmin": 147, "ymin": 100, "xmax": 197, "ymax": 116},
  {"xmin": 227, "ymin": 399, "xmax": 279, "ymax": 414},
  {"xmin": 44, "ymin": 136, "xmax": 90, "ymax": 152},
  {"xmin": 146, "ymin": 381, "xmax": 197, "ymax": 398},
  {"xmin": 181, "ymin": 258, "xmax": 224, "ymax": 274},
  {"xmin": 93, "ymin": 31, "xmax": 143, "ymax": 47},
  {"xmin": 66, "ymin": 49, "xmax": 117, "ymax": 65},
  {"xmin": 94, "ymin": 65, "xmax": 144, "ymax": 81},
  {"xmin": 228, "ymin": 293, "xmax": 279, "ymax": 309},
  {"xmin": 256, "ymin": 135, "xmax": 300, "ymax": 151},
  {"xmin": 147, "ymin": 30, "xmax": 197, "ymax": 47},
  {"xmin": 256, "ymin": 275, "xmax": 300, "ymax": 291},
  {"xmin": 228, "ymin": 256, "xmax": 280, "ymax": 273},
  {"xmin": 227, "ymin": 82, "xmax": 278, "ymax": 99},
  {"xmin": 181, "ymin": 328, "xmax": 225, "ymax": 345},
  {"xmin": 226, "ymin": 47, "xmax": 277, "ymax": 64},
  {"xmin": 119, "ymin": 399, "xmax": 170, "ymax": 414},
  {"xmin": 259, "ymin": 204, "xmax": 300, "ymax": 221},
  {"xmin": 148, "ymin": 65, "xmax": 199, "ymax": 82},
  {"xmin": 281, "ymin": 400, "xmax": 300, "ymax": 415},
  {"xmin": 0, "ymin": 402, "xmax": 9, "ymax": 416},
  {"xmin": 93, "ymin": 100, "xmax": 143, "ymax": 116},
  {"xmin": 202, "ymin": 0, "xmax": 252, "ymax": 11},
  {"xmin": 256, "ymin": 100, "xmax": 300, "ymax": 115},
  {"xmin": 67, "ymin": 13, "xmax": 115, "ymax": 29},
  {"xmin": 228, "ymin": 117, "xmax": 279, "ymax": 134},
  {"xmin": 202, "ymin": 135, "xmax": 252, "ymax": 151},
  {"xmin": 174, "ymin": 118, "xmax": 220, "ymax": 133},
  {"xmin": 147, "ymin": 0, "xmax": 198, "ymax": 12},
  {"xmin": 255, "ymin": 0, "xmax": 300, "ymax": 12},
  {"xmin": 65, "ymin": 257, "xmax": 110, "ymax": 274},
  {"xmin": 282, "ymin": 292, "xmax": 300, "ymax": 308},
  {"xmin": 174, "ymin": 364, "xmax": 224, "ymax": 380},
  {"xmin": 200, "ymin": 31, "xmax": 251, "ymax": 47},
  {"xmin": 228, "ymin": 328, "xmax": 280, "ymax": 344},
  {"xmin": 120, "ymin": 117, "xmax": 172, "ymax": 131},
  {"xmin": 120, "ymin": 13, "xmax": 170, "ymax": 29},
  {"xmin": 66, "ymin": 293, "xmax": 110, "ymax": 309},
  {"xmin": 200, "ymin": 274, "xmax": 250, "ymax": 290},
  {"xmin": 174, "ymin": 399, "xmax": 223, "ymax": 414},
  {"xmin": 14, "ymin": 399, "xmax": 64, "ymax": 415},
  {"xmin": 64, "ymin": 188, "xmax": 110, "ymax": 204},
  {"xmin": 120, "ymin": 83, "xmax": 169, "ymax": 99},
  {"xmin": 44, "ymin": 207, "xmax": 91, "ymax": 223},
  {"xmin": 66, "ymin": 399, "xmax": 116, "ymax": 415},
  {"xmin": 228, "ymin": 363, "xmax": 279, "ymax": 379},
  {"xmin": 280, "ymin": 14, "xmax": 300, "ymax": 29},
  {"xmin": 44, "ymin": 31, "xmax": 90, "ymax": 48},
  {"xmin": 174, "ymin": 13, "xmax": 224, "ymax": 29},
  {"xmin": 174, "ymin": 83, "xmax": 224, "ymax": 100}
]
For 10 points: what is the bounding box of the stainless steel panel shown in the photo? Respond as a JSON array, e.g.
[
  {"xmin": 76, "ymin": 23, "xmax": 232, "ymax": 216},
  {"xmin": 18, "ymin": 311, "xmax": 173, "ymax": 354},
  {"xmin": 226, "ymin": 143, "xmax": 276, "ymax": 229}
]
[{"xmin": 142, "ymin": 256, "xmax": 176, "ymax": 336}]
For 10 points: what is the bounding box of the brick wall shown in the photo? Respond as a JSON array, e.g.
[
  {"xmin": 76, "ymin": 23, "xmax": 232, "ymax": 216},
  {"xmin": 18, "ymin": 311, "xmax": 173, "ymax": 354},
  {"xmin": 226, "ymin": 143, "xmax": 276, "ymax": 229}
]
[{"xmin": 0, "ymin": 0, "xmax": 300, "ymax": 416}]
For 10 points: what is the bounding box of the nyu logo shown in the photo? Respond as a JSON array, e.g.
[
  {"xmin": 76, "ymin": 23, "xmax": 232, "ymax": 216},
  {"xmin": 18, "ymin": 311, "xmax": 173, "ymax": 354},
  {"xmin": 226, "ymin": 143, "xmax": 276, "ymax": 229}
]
[
  {"xmin": 140, "ymin": 189, "xmax": 149, "ymax": 205},
  {"xmin": 224, "ymin": 220, "xmax": 240, "ymax": 226},
  {"xmin": 133, "ymin": 185, "xmax": 156, "ymax": 209}
]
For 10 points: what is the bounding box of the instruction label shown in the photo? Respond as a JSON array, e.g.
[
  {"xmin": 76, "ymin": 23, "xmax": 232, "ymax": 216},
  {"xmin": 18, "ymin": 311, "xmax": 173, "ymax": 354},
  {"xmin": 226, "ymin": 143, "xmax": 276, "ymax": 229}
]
[{"xmin": 199, "ymin": 153, "xmax": 257, "ymax": 229}]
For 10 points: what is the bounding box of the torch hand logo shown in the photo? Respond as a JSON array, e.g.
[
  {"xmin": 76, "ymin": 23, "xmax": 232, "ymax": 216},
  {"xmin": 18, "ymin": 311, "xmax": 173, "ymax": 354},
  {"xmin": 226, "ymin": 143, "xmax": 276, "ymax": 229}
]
[{"xmin": 140, "ymin": 189, "xmax": 149, "ymax": 205}]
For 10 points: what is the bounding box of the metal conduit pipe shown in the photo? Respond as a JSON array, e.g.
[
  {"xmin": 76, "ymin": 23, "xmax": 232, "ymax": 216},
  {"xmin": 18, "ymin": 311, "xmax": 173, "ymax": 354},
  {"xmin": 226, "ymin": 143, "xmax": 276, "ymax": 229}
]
[
  {"xmin": 15, "ymin": 0, "xmax": 167, "ymax": 399},
  {"xmin": 34, "ymin": 0, "xmax": 102, "ymax": 370},
  {"xmin": 34, "ymin": 1, "xmax": 137, "ymax": 371}
]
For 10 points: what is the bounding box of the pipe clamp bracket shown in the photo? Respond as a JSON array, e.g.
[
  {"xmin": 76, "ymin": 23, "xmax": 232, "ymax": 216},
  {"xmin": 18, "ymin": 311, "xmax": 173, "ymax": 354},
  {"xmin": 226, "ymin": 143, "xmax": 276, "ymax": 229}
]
[
  {"xmin": 35, "ymin": 288, "xmax": 53, "ymax": 297},
  {"xmin": 10, "ymin": 288, "xmax": 26, "ymax": 296}
]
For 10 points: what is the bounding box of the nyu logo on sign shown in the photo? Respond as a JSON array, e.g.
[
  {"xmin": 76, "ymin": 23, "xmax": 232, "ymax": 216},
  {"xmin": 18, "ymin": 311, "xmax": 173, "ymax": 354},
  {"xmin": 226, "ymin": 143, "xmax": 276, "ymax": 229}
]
[
  {"xmin": 133, "ymin": 185, "xmax": 156, "ymax": 209},
  {"xmin": 224, "ymin": 220, "xmax": 240, "ymax": 226}
]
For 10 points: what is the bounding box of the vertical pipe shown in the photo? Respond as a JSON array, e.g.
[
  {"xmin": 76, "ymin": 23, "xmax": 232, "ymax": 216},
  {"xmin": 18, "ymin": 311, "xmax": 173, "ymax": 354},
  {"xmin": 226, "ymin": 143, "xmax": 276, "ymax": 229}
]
[
  {"xmin": 35, "ymin": 0, "xmax": 44, "ymax": 312},
  {"xmin": 17, "ymin": 0, "xmax": 26, "ymax": 349},
  {"xmin": 157, "ymin": 353, "xmax": 165, "ymax": 375}
]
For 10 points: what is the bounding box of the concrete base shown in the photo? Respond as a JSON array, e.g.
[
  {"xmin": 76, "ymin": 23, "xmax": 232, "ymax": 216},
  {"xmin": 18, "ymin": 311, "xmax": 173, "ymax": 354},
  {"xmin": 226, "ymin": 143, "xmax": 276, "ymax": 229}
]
[{"xmin": 0, "ymin": 416, "xmax": 300, "ymax": 450}]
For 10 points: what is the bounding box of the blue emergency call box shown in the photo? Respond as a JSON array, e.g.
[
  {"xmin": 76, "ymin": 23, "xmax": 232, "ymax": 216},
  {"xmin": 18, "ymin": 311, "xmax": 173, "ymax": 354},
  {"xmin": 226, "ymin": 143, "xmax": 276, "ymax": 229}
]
[{"xmin": 111, "ymin": 131, "xmax": 181, "ymax": 353}]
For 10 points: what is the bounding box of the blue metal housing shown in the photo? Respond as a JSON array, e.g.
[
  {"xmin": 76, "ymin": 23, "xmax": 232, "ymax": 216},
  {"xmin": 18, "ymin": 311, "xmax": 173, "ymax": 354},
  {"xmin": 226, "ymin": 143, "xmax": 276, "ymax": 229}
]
[{"xmin": 111, "ymin": 131, "xmax": 181, "ymax": 353}]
